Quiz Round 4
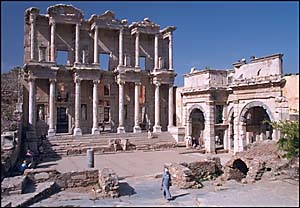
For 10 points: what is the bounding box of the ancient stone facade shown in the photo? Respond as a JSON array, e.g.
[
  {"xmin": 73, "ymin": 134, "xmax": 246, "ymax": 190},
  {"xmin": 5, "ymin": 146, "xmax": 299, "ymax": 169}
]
[
  {"xmin": 176, "ymin": 54, "xmax": 291, "ymax": 153},
  {"xmin": 22, "ymin": 4, "xmax": 176, "ymax": 141}
]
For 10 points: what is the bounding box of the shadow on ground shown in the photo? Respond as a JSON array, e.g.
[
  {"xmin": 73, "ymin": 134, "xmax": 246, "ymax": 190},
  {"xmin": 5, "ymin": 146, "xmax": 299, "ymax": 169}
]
[{"xmin": 118, "ymin": 182, "xmax": 136, "ymax": 196}]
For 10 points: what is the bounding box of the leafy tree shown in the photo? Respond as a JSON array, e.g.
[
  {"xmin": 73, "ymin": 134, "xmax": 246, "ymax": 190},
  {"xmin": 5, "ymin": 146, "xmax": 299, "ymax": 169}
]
[{"xmin": 268, "ymin": 120, "xmax": 299, "ymax": 159}]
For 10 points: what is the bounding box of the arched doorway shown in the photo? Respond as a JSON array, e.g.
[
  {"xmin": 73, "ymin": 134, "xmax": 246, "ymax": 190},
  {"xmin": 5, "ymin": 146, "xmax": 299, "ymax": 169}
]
[
  {"xmin": 244, "ymin": 106, "xmax": 273, "ymax": 143},
  {"xmin": 189, "ymin": 108, "xmax": 205, "ymax": 147}
]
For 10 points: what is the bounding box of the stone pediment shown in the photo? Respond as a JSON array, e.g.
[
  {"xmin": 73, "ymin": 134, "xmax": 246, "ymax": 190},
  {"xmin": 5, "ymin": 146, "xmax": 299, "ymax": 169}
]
[
  {"xmin": 25, "ymin": 7, "xmax": 40, "ymax": 23},
  {"xmin": 89, "ymin": 10, "xmax": 127, "ymax": 29},
  {"xmin": 47, "ymin": 4, "xmax": 83, "ymax": 19},
  {"xmin": 130, "ymin": 18, "xmax": 160, "ymax": 34}
]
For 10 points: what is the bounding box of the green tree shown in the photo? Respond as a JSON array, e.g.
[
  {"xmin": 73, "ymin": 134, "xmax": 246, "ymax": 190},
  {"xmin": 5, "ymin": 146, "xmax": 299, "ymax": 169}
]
[{"xmin": 269, "ymin": 120, "xmax": 299, "ymax": 159}]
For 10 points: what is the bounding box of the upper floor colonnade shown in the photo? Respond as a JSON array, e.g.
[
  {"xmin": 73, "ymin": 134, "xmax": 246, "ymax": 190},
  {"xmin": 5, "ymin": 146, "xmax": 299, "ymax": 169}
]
[{"xmin": 25, "ymin": 5, "xmax": 176, "ymax": 71}]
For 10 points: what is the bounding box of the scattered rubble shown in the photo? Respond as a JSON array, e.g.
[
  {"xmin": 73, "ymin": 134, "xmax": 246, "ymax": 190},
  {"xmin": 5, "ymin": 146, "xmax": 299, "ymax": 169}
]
[{"xmin": 98, "ymin": 168, "xmax": 119, "ymax": 198}]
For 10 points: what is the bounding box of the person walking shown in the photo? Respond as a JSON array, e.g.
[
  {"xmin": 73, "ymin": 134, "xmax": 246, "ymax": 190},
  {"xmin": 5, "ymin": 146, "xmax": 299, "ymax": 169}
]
[{"xmin": 161, "ymin": 167, "xmax": 172, "ymax": 201}]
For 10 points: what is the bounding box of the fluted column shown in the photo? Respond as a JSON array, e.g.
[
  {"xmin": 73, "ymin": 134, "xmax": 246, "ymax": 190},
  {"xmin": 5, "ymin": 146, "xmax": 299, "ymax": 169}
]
[
  {"xmin": 135, "ymin": 32, "xmax": 140, "ymax": 68},
  {"xmin": 48, "ymin": 79, "xmax": 56, "ymax": 137},
  {"xmin": 93, "ymin": 26, "xmax": 98, "ymax": 64},
  {"xmin": 28, "ymin": 77, "xmax": 36, "ymax": 130},
  {"xmin": 75, "ymin": 24, "xmax": 80, "ymax": 64},
  {"xmin": 119, "ymin": 28, "xmax": 124, "ymax": 66},
  {"xmin": 30, "ymin": 15, "xmax": 36, "ymax": 61},
  {"xmin": 154, "ymin": 33, "xmax": 159, "ymax": 70},
  {"xmin": 153, "ymin": 81, "xmax": 161, "ymax": 132},
  {"xmin": 168, "ymin": 83, "xmax": 174, "ymax": 130},
  {"xmin": 92, "ymin": 80, "xmax": 100, "ymax": 135},
  {"xmin": 117, "ymin": 80, "xmax": 125, "ymax": 133},
  {"xmin": 73, "ymin": 76, "xmax": 82, "ymax": 136},
  {"xmin": 133, "ymin": 82, "xmax": 141, "ymax": 133},
  {"xmin": 168, "ymin": 32, "xmax": 173, "ymax": 70}
]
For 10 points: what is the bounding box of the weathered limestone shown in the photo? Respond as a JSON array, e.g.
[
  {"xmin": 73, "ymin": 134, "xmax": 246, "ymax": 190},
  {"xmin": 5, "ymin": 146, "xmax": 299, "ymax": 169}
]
[
  {"xmin": 135, "ymin": 32, "xmax": 139, "ymax": 68},
  {"xmin": 28, "ymin": 76, "xmax": 36, "ymax": 129},
  {"xmin": 48, "ymin": 79, "xmax": 56, "ymax": 137},
  {"xmin": 168, "ymin": 83, "xmax": 174, "ymax": 130},
  {"xmin": 133, "ymin": 82, "xmax": 141, "ymax": 133},
  {"xmin": 92, "ymin": 80, "xmax": 100, "ymax": 134},
  {"xmin": 168, "ymin": 32, "xmax": 173, "ymax": 70},
  {"xmin": 117, "ymin": 80, "xmax": 125, "ymax": 133},
  {"xmin": 50, "ymin": 22, "xmax": 56, "ymax": 62},
  {"xmin": 154, "ymin": 33, "xmax": 159, "ymax": 70},
  {"xmin": 93, "ymin": 26, "xmax": 98, "ymax": 64},
  {"xmin": 73, "ymin": 76, "xmax": 82, "ymax": 136},
  {"xmin": 204, "ymin": 101, "xmax": 215, "ymax": 153},
  {"xmin": 153, "ymin": 81, "xmax": 161, "ymax": 132},
  {"xmin": 98, "ymin": 168, "xmax": 119, "ymax": 198},
  {"xmin": 23, "ymin": 5, "xmax": 177, "ymax": 138},
  {"xmin": 119, "ymin": 28, "xmax": 124, "ymax": 66},
  {"xmin": 75, "ymin": 23, "xmax": 80, "ymax": 64}
]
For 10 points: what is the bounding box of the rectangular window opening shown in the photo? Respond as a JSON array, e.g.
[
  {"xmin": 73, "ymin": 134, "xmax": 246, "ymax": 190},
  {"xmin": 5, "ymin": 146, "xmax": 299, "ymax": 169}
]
[
  {"xmin": 56, "ymin": 51, "xmax": 69, "ymax": 65},
  {"xmin": 99, "ymin": 53, "xmax": 110, "ymax": 70},
  {"xmin": 139, "ymin": 57, "xmax": 146, "ymax": 70}
]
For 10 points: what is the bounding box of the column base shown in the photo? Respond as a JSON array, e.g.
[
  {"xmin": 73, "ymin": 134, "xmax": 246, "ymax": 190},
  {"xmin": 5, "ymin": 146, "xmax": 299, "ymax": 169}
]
[
  {"xmin": 73, "ymin": 128, "xmax": 82, "ymax": 136},
  {"xmin": 48, "ymin": 128, "xmax": 56, "ymax": 137},
  {"xmin": 167, "ymin": 125, "xmax": 174, "ymax": 132},
  {"xmin": 117, "ymin": 126, "xmax": 125, "ymax": 134},
  {"xmin": 133, "ymin": 126, "xmax": 142, "ymax": 133},
  {"xmin": 92, "ymin": 128, "xmax": 100, "ymax": 135},
  {"xmin": 153, "ymin": 125, "xmax": 162, "ymax": 133}
]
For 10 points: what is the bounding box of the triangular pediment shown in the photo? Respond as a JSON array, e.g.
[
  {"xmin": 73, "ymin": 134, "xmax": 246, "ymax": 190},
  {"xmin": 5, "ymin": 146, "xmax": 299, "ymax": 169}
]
[{"xmin": 47, "ymin": 4, "xmax": 83, "ymax": 19}]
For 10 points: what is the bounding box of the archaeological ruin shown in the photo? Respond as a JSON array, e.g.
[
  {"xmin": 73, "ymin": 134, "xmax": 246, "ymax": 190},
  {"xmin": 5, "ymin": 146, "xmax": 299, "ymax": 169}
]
[{"xmin": 2, "ymin": 4, "xmax": 297, "ymax": 157}]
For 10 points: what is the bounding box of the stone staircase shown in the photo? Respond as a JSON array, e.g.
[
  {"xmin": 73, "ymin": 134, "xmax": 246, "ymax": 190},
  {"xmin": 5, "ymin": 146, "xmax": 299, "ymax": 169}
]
[{"xmin": 42, "ymin": 131, "xmax": 184, "ymax": 158}]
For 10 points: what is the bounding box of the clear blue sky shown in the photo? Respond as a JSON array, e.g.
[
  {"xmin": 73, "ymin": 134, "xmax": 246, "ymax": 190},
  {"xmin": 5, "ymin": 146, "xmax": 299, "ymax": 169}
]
[{"xmin": 1, "ymin": 1, "xmax": 299, "ymax": 86}]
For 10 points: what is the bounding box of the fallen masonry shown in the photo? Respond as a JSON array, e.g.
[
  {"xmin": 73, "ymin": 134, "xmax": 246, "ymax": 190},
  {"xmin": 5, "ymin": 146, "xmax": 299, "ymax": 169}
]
[{"xmin": 1, "ymin": 167, "xmax": 120, "ymax": 206}]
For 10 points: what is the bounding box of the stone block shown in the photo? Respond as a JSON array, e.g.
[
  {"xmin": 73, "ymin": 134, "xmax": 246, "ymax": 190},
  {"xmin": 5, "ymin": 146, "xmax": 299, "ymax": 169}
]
[{"xmin": 98, "ymin": 168, "xmax": 119, "ymax": 198}]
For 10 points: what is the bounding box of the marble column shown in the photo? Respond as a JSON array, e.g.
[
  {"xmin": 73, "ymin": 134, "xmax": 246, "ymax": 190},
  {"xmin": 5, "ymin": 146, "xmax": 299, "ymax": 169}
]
[
  {"xmin": 117, "ymin": 80, "xmax": 125, "ymax": 133},
  {"xmin": 75, "ymin": 24, "xmax": 80, "ymax": 64},
  {"xmin": 93, "ymin": 26, "xmax": 98, "ymax": 64},
  {"xmin": 135, "ymin": 32, "xmax": 140, "ymax": 68},
  {"xmin": 119, "ymin": 28, "xmax": 124, "ymax": 66},
  {"xmin": 92, "ymin": 80, "xmax": 100, "ymax": 135},
  {"xmin": 28, "ymin": 77, "xmax": 36, "ymax": 130},
  {"xmin": 168, "ymin": 32, "xmax": 173, "ymax": 70},
  {"xmin": 154, "ymin": 33, "xmax": 159, "ymax": 70},
  {"xmin": 168, "ymin": 83, "xmax": 174, "ymax": 130},
  {"xmin": 239, "ymin": 122, "xmax": 246, "ymax": 151},
  {"xmin": 73, "ymin": 77, "xmax": 82, "ymax": 136},
  {"xmin": 153, "ymin": 81, "xmax": 161, "ymax": 132},
  {"xmin": 30, "ymin": 16, "xmax": 36, "ymax": 61},
  {"xmin": 204, "ymin": 101, "xmax": 215, "ymax": 153},
  {"xmin": 50, "ymin": 22, "xmax": 56, "ymax": 62},
  {"xmin": 133, "ymin": 82, "xmax": 141, "ymax": 133},
  {"xmin": 48, "ymin": 79, "xmax": 56, "ymax": 137}
]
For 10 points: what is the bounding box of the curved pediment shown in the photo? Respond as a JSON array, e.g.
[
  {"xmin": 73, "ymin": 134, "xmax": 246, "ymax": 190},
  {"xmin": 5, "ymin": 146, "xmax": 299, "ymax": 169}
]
[{"xmin": 47, "ymin": 4, "xmax": 83, "ymax": 19}]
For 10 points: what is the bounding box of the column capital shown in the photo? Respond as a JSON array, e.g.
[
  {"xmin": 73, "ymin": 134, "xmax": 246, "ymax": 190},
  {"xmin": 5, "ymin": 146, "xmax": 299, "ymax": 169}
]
[
  {"xmin": 117, "ymin": 79, "xmax": 125, "ymax": 85},
  {"xmin": 74, "ymin": 75, "xmax": 82, "ymax": 84},
  {"xmin": 135, "ymin": 81, "xmax": 141, "ymax": 86},
  {"xmin": 153, "ymin": 80, "xmax": 161, "ymax": 87},
  {"xmin": 49, "ymin": 78, "xmax": 57, "ymax": 83},
  {"xmin": 28, "ymin": 75, "xmax": 36, "ymax": 82},
  {"xmin": 93, "ymin": 80, "xmax": 100, "ymax": 85},
  {"xmin": 119, "ymin": 27, "xmax": 124, "ymax": 33}
]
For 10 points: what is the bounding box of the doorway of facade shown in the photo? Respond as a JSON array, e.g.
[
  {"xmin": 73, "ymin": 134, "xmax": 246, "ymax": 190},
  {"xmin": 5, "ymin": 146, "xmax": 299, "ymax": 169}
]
[
  {"xmin": 56, "ymin": 107, "xmax": 68, "ymax": 133},
  {"xmin": 190, "ymin": 108, "xmax": 205, "ymax": 147}
]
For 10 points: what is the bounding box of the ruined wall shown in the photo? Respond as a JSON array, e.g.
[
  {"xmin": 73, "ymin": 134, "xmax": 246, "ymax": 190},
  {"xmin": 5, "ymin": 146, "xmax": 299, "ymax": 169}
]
[{"xmin": 283, "ymin": 74, "xmax": 299, "ymax": 117}]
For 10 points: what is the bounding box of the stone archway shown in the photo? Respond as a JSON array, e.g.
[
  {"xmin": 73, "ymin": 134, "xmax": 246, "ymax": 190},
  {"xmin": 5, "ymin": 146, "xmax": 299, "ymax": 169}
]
[
  {"xmin": 239, "ymin": 101, "xmax": 274, "ymax": 144},
  {"xmin": 188, "ymin": 107, "xmax": 205, "ymax": 147}
]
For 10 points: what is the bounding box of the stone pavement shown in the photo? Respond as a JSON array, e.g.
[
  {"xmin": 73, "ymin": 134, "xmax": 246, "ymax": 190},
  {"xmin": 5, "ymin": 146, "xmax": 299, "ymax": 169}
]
[
  {"xmin": 31, "ymin": 150, "xmax": 299, "ymax": 207},
  {"xmin": 30, "ymin": 175, "xmax": 299, "ymax": 207},
  {"xmin": 37, "ymin": 149, "xmax": 233, "ymax": 178}
]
